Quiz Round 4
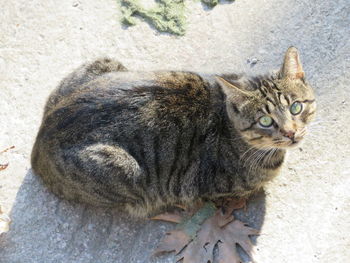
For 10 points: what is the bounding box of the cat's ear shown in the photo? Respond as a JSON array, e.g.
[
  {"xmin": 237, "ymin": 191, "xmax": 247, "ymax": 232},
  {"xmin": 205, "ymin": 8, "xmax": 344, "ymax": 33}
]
[
  {"xmin": 281, "ymin": 47, "xmax": 305, "ymax": 80},
  {"xmin": 215, "ymin": 76, "xmax": 254, "ymax": 103}
]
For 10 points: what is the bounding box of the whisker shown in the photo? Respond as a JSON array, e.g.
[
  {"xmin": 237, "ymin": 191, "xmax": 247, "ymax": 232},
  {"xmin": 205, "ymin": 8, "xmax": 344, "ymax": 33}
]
[
  {"xmin": 243, "ymin": 149, "xmax": 261, "ymax": 167},
  {"xmin": 310, "ymin": 120, "xmax": 339, "ymax": 125},
  {"xmin": 250, "ymin": 149, "xmax": 270, "ymax": 174},
  {"xmin": 245, "ymin": 144, "xmax": 277, "ymax": 174},
  {"xmin": 266, "ymin": 148, "xmax": 277, "ymax": 165},
  {"xmin": 244, "ymin": 147, "xmax": 269, "ymax": 169},
  {"xmin": 240, "ymin": 145, "xmax": 259, "ymax": 161}
]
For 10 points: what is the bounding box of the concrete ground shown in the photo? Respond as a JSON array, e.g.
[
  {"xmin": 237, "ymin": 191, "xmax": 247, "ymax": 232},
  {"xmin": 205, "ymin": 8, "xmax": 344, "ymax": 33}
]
[{"xmin": 0, "ymin": 0, "xmax": 349, "ymax": 262}]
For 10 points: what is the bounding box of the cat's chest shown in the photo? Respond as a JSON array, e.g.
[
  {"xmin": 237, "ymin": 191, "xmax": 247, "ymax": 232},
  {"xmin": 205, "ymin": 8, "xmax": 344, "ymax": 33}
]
[{"xmin": 201, "ymin": 147, "xmax": 285, "ymax": 196}]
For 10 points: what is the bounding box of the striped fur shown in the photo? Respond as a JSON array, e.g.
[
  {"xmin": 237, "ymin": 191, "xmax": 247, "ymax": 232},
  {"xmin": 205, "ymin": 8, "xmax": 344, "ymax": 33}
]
[{"xmin": 31, "ymin": 48, "xmax": 315, "ymax": 217}]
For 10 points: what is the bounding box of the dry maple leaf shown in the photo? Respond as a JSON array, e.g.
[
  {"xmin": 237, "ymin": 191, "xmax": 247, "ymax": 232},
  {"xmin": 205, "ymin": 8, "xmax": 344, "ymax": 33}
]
[
  {"xmin": 154, "ymin": 199, "xmax": 259, "ymax": 263},
  {"xmin": 151, "ymin": 211, "xmax": 184, "ymax": 224},
  {"xmin": 155, "ymin": 229, "xmax": 191, "ymax": 255},
  {"xmin": 154, "ymin": 202, "xmax": 217, "ymax": 256}
]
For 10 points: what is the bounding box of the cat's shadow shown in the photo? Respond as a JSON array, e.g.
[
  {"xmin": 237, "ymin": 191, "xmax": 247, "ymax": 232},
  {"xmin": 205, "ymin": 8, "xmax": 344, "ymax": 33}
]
[{"xmin": 0, "ymin": 169, "xmax": 265, "ymax": 263}]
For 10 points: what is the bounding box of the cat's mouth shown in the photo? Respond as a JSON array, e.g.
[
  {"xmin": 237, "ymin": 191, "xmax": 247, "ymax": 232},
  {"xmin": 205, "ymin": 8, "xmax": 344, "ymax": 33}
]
[
  {"xmin": 270, "ymin": 129, "xmax": 306, "ymax": 149},
  {"xmin": 288, "ymin": 139, "xmax": 302, "ymax": 147},
  {"xmin": 273, "ymin": 138, "xmax": 303, "ymax": 149},
  {"xmin": 247, "ymin": 131, "xmax": 306, "ymax": 150},
  {"xmin": 251, "ymin": 139, "xmax": 302, "ymax": 150}
]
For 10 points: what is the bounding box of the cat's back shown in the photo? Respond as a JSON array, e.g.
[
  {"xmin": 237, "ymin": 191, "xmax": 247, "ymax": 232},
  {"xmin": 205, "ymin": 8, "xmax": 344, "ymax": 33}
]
[
  {"xmin": 38, "ymin": 70, "xmax": 214, "ymax": 149},
  {"xmin": 31, "ymin": 68, "xmax": 215, "ymax": 209},
  {"xmin": 44, "ymin": 70, "xmax": 157, "ymax": 115},
  {"xmin": 46, "ymin": 70, "xmax": 213, "ymax": 113}
]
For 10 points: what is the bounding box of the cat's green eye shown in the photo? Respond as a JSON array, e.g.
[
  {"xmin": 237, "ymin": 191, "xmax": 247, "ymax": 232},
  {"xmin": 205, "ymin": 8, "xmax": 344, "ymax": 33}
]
[
  {"xmin": 290, "ymin": 101, "xmax": 303, "ymax": 115},
  {"xmin": 259, "ymin": 116, "xmax": 274, "ymax": 127}
]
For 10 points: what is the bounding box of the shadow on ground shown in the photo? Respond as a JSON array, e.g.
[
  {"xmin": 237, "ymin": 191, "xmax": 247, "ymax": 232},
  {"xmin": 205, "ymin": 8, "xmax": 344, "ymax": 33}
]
[{"xmin": 0, "ymin": 169, "xmax": 266, "ymax": 263}]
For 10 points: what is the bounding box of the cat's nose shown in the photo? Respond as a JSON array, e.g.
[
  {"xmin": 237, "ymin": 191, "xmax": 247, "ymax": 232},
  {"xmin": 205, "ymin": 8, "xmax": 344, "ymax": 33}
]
[{"xmin": 281, "ymin": 129, "xmax": 295, "ymax": 140}]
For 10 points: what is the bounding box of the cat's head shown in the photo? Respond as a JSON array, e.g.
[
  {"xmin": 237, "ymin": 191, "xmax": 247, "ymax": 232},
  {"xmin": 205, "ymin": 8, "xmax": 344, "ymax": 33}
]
[{"xmin": 218, "ymin": 47, "xmax": 316, "ymax": 149}]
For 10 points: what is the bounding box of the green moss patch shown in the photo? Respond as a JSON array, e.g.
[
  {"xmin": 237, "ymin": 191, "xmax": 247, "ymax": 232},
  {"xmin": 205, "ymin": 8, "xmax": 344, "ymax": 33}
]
[
  {"xmin": 120, "ymin": 0, "xmax": 235, "ymax": 36},
  {"xmin": 120, "ymin": 0, "xmax": 187, "ymax": 36}
]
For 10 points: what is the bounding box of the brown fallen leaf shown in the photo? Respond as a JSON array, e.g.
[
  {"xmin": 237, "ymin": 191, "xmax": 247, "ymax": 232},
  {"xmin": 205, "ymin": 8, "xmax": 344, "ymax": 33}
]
[
  {"xmin": 216, "ymin": 198, "xmax": 246, "ymax": 228},
  {"xmin": 155, "ymin": 230, "xmax": 191, "ymax": 255},
  {"xmin": 155, "ymin": 199, "xmax": 259, "ymax": 263},
  {"xmin": 154, "ymin": 202, "xmax": 217, "ymax": 255},
  {"xmin": 0, "ymin": 163, "xmax": 9, "ymax": 171},
  {"xmin": 217, "ymin": 220, "xmax": 258, "ymax": 262},
  {"xmin": 0, "ymin": 146, "xmax": 15, "ymax": 171},
  {"xmin": 151, "ymin": 211, "xmax": 184, "ymax": 224},
  {"xmin": 0, "ymin": 146, "xmax": 15, "ymax": 154}
]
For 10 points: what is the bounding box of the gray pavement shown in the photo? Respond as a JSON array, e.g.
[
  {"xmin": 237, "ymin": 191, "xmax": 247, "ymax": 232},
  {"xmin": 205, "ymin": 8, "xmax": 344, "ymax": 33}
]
[{"xmin": 0, "ymin": 0, "xmax": 349, "ymax": 262}]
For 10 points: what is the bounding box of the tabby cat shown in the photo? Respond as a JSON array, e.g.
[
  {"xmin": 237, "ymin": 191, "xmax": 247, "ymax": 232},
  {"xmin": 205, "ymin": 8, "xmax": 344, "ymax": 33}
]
[{"xmin": 31, "ymin": 47, "xmax": 316, "ymax": 217}]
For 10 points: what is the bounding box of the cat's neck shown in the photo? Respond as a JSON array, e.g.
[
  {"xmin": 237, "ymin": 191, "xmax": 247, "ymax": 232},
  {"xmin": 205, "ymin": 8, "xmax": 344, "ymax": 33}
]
[
  {"xmin": 207, "ymin": 85, "xmax": 286, "ymax": 171},
  {"xmin": 220, "ymin": 116, "xmax": 286, "ymax": 170}
]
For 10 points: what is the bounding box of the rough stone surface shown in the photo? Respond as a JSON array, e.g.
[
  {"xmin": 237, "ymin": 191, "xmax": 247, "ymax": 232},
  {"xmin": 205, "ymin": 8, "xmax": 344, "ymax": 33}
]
[{"xmin": 0, "ymin": 0, "xmax": 349, "ymax": 262}]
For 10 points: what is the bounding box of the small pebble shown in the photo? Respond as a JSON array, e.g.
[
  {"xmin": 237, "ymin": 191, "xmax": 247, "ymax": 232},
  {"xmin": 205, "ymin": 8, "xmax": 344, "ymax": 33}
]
[
  {"xmin": 247, "ymin": 57, "xmax": 259, "ymax": 65},
  {"xmin": 250, "ymin": 58, "xmax": 258, "ymax": 64}
]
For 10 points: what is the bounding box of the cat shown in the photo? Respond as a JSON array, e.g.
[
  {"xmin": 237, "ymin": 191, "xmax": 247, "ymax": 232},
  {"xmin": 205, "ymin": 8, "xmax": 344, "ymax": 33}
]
[{"xmin": 31, "ymin": 47, "xmax": 316, "ymax": 217}]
